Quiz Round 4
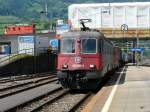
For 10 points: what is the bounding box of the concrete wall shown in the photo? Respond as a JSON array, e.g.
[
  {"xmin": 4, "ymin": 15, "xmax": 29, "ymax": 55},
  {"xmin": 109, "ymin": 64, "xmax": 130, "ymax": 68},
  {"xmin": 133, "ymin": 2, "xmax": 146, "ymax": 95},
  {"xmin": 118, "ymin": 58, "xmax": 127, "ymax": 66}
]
[{"xmin": 0, "ymin": 53, "xmax": 57, "ymax": 76}]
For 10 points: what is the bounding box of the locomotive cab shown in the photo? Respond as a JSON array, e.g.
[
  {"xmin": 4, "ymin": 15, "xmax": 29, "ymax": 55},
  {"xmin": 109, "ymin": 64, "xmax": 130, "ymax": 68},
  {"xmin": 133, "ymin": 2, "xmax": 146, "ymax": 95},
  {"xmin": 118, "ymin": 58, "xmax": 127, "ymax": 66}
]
[
  {"xmin": 57, "ymin": 31, "xmax": 105, "ymax": 89},
  {"xmin": 58, "ymin": 33, "xmax": 100, "ymax": 70}
]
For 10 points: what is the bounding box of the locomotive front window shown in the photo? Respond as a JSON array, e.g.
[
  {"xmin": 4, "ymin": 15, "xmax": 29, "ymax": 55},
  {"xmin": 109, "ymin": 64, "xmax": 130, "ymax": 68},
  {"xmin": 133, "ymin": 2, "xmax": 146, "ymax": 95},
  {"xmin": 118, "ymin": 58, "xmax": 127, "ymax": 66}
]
[
  {"xmin": 61, "ymin": 39, "xmax": 75, "ymax": 53},
  {"xmin": 81, "ymin": 39, "xmax": 97, "ymax": 54}
]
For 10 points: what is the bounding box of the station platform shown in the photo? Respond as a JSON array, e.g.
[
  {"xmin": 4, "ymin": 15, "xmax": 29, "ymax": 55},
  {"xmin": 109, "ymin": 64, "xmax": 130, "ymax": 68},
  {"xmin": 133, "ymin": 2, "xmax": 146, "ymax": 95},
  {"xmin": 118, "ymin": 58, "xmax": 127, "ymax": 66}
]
[{"xmin": 82, "ymin": 65, "xmax": 150, "ymax": 112}]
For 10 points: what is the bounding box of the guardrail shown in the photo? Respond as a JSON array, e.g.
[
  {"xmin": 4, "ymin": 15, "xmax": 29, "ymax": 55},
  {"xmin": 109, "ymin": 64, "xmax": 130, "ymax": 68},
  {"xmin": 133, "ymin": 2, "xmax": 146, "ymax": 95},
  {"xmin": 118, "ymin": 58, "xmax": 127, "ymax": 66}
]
[{"xmin": 0, "ymin": 48, "xmax": 34, "ymax": 67}]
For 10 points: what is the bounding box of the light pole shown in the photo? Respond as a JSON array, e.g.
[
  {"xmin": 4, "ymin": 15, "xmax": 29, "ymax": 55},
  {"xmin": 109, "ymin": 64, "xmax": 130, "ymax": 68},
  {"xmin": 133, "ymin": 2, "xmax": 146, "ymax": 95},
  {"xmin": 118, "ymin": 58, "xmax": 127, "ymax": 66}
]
[
  {"xmin": 136, "ymin": 7, "xmax": 139, "ymax": 48},
  {"xmin": 136, "ymin": 7, "xmax": 140, "ymax": 65}
]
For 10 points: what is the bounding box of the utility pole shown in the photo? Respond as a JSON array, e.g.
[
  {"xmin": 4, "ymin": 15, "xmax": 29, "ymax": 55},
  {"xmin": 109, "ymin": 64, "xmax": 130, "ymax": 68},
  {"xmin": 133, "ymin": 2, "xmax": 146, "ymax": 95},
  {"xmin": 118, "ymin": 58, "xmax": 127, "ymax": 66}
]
[
  {"xmin": 33, "ymin": 33, "xmax": 37, "ymax": 74},
  {"xmin": 40, "ymin": 0, "xmax": 48, "ymax": 21}
]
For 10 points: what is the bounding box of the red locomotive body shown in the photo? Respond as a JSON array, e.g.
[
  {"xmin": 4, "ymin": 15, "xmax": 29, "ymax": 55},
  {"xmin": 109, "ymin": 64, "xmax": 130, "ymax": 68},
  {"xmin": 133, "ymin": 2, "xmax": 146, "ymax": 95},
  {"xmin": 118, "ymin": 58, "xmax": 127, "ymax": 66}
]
[
  {"xmin": 57, "ymin": 54, "xmax": 102, "ymax": 71},
  {"xmin": 57, "ymin": 31, "xmax": 117, "ymax": 89}
]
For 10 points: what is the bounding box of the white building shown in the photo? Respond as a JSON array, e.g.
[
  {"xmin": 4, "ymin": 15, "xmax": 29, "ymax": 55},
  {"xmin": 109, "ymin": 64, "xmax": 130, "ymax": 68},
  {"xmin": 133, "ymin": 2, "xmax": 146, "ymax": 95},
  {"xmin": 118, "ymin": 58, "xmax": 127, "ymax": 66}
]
[{"xmin": 69, "ymin": 2, "xmax": 150, "ymax": 38}]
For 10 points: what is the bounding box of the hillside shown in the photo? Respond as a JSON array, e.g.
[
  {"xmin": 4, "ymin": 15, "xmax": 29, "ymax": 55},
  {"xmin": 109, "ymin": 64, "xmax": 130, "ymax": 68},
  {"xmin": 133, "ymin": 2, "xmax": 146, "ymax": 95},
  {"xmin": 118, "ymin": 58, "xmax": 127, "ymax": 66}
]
[
  {"xmin": 0, "ymin": 0, "xmax": 149, "ymax": 34},
  {"xmin": 0, "ymin": 0, "xmax": 150, "ymax": 21}
]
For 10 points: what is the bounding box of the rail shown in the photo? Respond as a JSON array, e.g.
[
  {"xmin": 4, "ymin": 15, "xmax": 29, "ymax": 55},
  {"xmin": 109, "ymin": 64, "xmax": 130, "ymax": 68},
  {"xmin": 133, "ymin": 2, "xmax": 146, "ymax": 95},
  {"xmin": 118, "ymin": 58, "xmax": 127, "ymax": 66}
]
[{"xmin": 0, "ymin": 76, "xmax": 57, "ymax": 99}]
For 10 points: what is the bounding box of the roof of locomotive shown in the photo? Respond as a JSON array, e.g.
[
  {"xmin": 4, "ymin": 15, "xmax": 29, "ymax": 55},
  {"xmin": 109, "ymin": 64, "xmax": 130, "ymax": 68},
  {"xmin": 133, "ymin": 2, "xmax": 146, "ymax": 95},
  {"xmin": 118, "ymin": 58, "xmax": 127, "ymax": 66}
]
[
  {"xmin": 60, "ymin": 31, "xmax": 113, "ymax": 45},
  {"xmin": 61, "ymin": 31, "xmax": 103, "ymax": 38}
]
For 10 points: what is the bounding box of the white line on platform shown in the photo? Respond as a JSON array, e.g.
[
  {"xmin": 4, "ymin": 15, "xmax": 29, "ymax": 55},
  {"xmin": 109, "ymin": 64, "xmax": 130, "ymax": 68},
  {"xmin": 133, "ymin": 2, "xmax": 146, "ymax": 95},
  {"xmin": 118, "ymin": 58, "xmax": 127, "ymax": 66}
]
[{"xmin": 101, "ymin": 66, "xmax": 126, "ymax": 112}]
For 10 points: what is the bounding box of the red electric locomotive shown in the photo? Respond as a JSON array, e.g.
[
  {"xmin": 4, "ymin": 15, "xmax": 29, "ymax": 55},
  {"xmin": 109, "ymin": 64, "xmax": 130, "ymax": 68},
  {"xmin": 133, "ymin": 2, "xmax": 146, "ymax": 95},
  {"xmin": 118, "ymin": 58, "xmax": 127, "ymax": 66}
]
[{"xmin": 57, "ymin": 19, "xmax": 120, "ymax": 89}]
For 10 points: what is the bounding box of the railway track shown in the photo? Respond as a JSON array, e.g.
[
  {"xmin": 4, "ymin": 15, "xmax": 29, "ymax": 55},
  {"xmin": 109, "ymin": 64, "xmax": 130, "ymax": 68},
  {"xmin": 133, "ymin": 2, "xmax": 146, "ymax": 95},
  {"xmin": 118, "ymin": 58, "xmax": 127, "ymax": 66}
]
[
  {"xmin": 75, "ymin": 93, "xmax": 95, "ymax": 112},
  {"xmin": 0, "ymin": 67, "xmax": 125, "ymax": 112},
  {"xmin": 29, "ymin": 91, "xmax": 91, "ymax": 112},
  {"xmin": 1, "ymin": 70, "xmax": 121, "ymax": 112},
  {"xmin": 0, "ymin": 75, "xmax": 56, "ymax": 90},
  {"xmin": 10, "ymin": 87, "xmax": 91, "ymax": 112},
  {"xmin": 1, "ymin": 80, "xmax": 93, "ymax": 112},
  {"xmin": 0, "ymin": 75, "xmax": 58, "ymax": 98},
  {"xmin": 0, "ymin": 72, "xmax": 56, "ymax": 84},
  {"xmin": 14, "ymin": 87, "xmax": 66, "ymax": 112},
  {"xmin": 0, "ymin": 71, "xmax": 119, "ymax": 112}
]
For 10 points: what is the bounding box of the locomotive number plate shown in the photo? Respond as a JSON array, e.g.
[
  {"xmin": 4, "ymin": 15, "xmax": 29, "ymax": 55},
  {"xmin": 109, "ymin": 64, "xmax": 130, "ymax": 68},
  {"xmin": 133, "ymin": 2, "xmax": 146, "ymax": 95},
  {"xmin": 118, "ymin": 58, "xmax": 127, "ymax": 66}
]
[{"xmin": 72, "ymin": 64, "xmax": 84, "ymax": 68}]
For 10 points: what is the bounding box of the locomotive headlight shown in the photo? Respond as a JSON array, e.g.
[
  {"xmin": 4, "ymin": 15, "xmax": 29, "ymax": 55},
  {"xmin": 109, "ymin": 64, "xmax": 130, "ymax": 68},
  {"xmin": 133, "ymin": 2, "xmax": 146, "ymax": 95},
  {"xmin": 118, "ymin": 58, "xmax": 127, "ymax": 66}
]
[
  {"xmin": 62, "ymin": 64, "xmax": 68, "ymax": 69},
  {"xmin": 89, "ymin": 64, "xmax": 95, "ymax": 69}
]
